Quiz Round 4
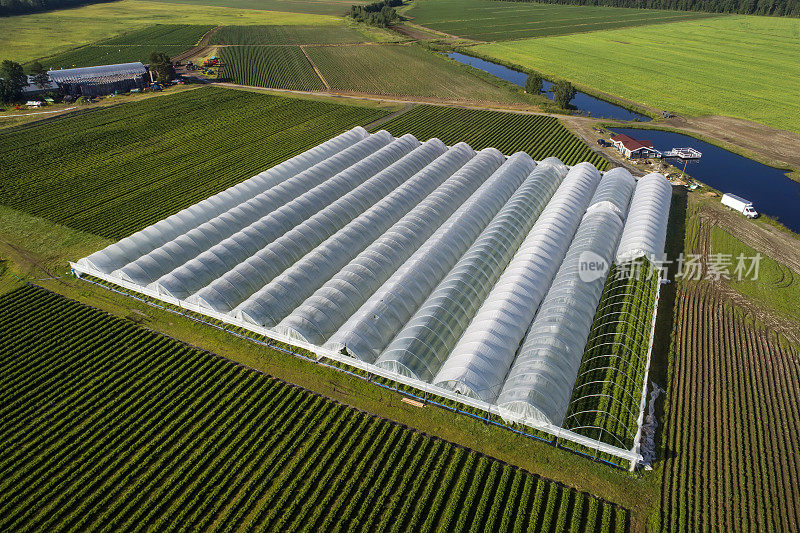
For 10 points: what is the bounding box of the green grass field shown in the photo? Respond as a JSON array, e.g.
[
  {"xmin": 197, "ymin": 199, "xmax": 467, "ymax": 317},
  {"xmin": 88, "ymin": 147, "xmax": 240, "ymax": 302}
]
[
  {"xmin": 33, "ymin": 24, "xmax": 213, "ymax": 69},
  {"xmin": 0, "ymin": 0, "xmax": 337, "ymax": 64},
  {"xmin": 408, "ymin": 0, "xmax": 712, "ymax": 41},
  {"xmin": 711, "ymin": 226, "xmax": 800, "ymax": 321},
  {"xmin": 210, "ymin": 24, "xmax": 368, "ymax": 44},
  {"xmin": 306, "ymin": 44, "xmax": 530, "ymax": 104},
  {"xmin": 474, "ymin": 16, "xmax": 800, "ymax": 133},
  {"xmin": 378, "ymin": 105, "xmax": 609, "ymax": 168},
  {"xmin": 221, "ymin": 46, "xmax": 325, "ymax": 90},
  {"xmin": 0, "ymin": 87, "xmax": 386, "ymax": 239},
  {"xmin": 0, "ymin": 284, "xmax": 630, "ymax": 532}
]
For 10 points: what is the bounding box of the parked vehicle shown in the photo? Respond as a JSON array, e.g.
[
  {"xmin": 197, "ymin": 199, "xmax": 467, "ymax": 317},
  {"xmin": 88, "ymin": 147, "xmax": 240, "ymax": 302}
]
[{"xmin": 721, "ymin": 193, "xmax": 758, "ymax": 218}]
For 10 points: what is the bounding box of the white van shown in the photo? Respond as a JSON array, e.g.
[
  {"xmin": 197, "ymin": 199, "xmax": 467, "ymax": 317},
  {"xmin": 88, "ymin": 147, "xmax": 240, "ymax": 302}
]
[{"xmin": 721, "ymin": 193, "xmax": 758, "ymax": 218}]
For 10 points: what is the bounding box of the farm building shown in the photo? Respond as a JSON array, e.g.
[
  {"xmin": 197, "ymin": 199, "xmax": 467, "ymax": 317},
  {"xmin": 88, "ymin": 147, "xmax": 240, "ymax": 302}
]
[
  {"xmin": 74, "ymin": 127, "xmax": 671, "ymax": 467},
  {"xmin": 611, "ymin": 133, "xmax": 662, "ymax": 159},
  {"xmin": 48, "ymin": 62, "xmax": 148, "ymax": 97},
  {"xmin": 20, "ymin": 75, "xmax": 60, "ymax": 96}
]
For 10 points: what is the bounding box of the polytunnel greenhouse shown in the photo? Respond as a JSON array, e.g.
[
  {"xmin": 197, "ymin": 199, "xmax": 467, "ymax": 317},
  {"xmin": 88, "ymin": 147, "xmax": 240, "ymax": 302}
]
[{"xmin": 74, "ymin": 127, "xmax": 672, "ymax": 467}]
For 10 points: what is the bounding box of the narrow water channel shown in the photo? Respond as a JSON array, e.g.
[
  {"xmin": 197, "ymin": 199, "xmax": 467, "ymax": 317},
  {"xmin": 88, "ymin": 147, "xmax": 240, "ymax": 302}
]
[
  {"xmin": 445, "ymin": 51, "xmax": 799, "ymax": 233},
  {"xmin": 612, "ymin": 128, "xmax": 800, "ymax": 233},
  {"xmin": 446, "ymin": 52, "xmax": 651, "ymax": 122}
]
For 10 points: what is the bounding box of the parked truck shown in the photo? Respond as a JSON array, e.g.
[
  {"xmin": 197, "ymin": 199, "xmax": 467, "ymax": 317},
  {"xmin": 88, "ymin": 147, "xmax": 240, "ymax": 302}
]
[{"xmin": 721, "ymin": 193, "xmax": 758, "ymax": 218}]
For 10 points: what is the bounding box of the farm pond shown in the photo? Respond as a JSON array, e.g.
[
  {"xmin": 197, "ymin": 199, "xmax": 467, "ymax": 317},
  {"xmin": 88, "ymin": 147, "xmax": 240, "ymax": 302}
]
[
  {"xmin": 612, "ymin": 128, "xmax": 800, "ymax": 233},
  {"xmin": 446, "ymin": 52, "xmax": 650, "ymax": 122}
]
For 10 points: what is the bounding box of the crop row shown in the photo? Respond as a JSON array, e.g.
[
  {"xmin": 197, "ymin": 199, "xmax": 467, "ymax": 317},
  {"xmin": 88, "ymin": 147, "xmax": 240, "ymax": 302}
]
[
  {"xmin": 305, "ymin": 44, "xmax": 530, "ymax": 105},
  {"xmin": 0, "ymin": 284, "xmax": 629, "ymax": 532},
  {"xmin": 220, "ymin": 46, "xmax": 325, "ymax": 91},
  {"xmin": 409, "ymin": 0, "xmax": 712, "ymax": 41},
  {"xmin": 380, "ymin": 104, "xmax": 608, "ymax": 168},
  {"xmin": 210, "ymin": 24, "xmax": 367, "ymax": 45},
  {"xmin": 661, "ymin": 284, "xmax": 800, "ymax": 531},
  {"xmin": 0, "ymin": 87, "xmax": 386, "ymax": 239},
  {"xmin": 101, "ymin": 24, "xmax": 214, "ymax": 46},
  {"xmin": 35, "ymin": 25, "xmax": 213, "ymax": 69},
  {"xmin": 564, "ymin": 258, "xmax": 659, "ymax": 449},
  {"xmin": 37, "ymin": 45, "xmax": 187, "ymax": 70}
]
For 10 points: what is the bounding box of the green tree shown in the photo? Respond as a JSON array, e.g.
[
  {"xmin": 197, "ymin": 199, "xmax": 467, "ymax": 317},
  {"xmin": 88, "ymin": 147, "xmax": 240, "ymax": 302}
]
[
  {"xmin": 525, "ymin": 71, "xmax": 543, "ymax": 94},
  {"xmin": 552, "ymin": 80, "xmax": 576, "ymax": 109},
  {"xmin": 29, "ymin": 61, "xmax": 51, "ymax": 89},
  {"xmin": 148, "ymin": 52, "xmax": 175, "ymax": 83},
  {"xmin": 0, "ymin": 60, "xmax": 28, "ymax": 103}
]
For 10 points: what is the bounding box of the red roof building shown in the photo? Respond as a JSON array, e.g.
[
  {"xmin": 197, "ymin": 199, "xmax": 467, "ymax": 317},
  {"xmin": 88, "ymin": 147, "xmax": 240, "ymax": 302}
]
[{"xmin": 611, "ymin": 134, "xmax": 662, "ymax": 159}]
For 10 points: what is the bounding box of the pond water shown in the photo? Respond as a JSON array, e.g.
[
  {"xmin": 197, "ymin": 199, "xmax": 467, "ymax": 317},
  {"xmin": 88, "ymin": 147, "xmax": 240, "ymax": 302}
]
[
  {"xmin": 446, "ymin": 52, "xmax": 651, "ymax": 122},
  {"xmin": 612, "ymin": 128, "xmax": 800, "ymax": 233}
]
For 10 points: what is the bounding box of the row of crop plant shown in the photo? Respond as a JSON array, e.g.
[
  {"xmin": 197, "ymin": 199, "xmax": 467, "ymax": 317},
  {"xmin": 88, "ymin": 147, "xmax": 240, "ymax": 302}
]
[
  {"xmin": 0, "ymin": 284, "xmax": 629, "ymax": 532},
  {"xmin": 562, "ymin": 258, "xmax": 660, "ymax": 455}
]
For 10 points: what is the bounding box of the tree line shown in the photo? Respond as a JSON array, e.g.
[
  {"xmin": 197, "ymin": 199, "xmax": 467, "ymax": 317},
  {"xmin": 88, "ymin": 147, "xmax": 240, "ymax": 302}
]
[
  {"xmin": 349, "ymin": 0, "xmax": 402, "ymax": 26},
  {"xmin": 0, "ymin": 0, "xmax": 115, "ymax": 16},
  {"xmin": 495, "ymin": 0, "xmax": 800, "ymax": 17}
]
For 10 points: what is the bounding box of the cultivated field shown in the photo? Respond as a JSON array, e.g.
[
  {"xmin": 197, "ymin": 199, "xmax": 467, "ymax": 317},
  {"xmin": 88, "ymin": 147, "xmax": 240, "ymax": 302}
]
[
  {"xmin": 35, "ymin": 24, "xmax": 213, "ymax": 69},
  {"xmin": 661, "ymin": 284, "xmax": 800, "ymax": 531},
  {"xmin": 0, "ymin": 87, "xmax": 386, "ymax": 239},
  {"xmin": 474, "ymin": 15, "xmax": 800, "ymax": 133},
  {"xmin": 306, "ymin": 44, "xmax": 531, "ymax": 104},
  {"xmin": 152, "ymin": 0, "xmax": 363, "ymax": 15},
  {"xmin": 378, "ymin": 105, "xmax": 608, "ymax": 168},
  {"xmin": 407, "ymin": 0, "xmax": 712, "ymax": 41},
  {"xmin": 0, "ymin": 284, "xmax": 630, "ymax": 532},
  {"xmin": 210, "ymin": 24, "xmax": 368, "ymax": 44},
  {"xmin": 220, "ymin": 46, "xmax": 325, "ymax": 90},
  {"xmin": 0, "ymin": 0, "xmax": 337, "ymax": 63}
]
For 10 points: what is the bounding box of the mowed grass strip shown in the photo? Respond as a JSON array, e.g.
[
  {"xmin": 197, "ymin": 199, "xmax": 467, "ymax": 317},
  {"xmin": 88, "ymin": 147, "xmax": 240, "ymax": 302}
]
[
  {"xmin": 474, "ymin": 15, "xmax": 800, "ymax": 133},
  {"xmin": 0, "ymin": 284, "xmax": 630, "ymax": 532},
  {"xmin": 408, "ymin": 0, "xmax": 712, "ymax": 41},
  {"xmin": 0, "ymin": 87, "xmax": 386, "ymax": 240},
  {"xmin": 306, "ymin": 44, "xmax": 529, "ymax": 104},
  {"xmin": 379, "ymin": 105, "xmax": 608, "ymax": 168},
  {"xmin": 220, "ymin": 46, "xmax": 325, "ymax": 91},
  {"xmin": 210, "ymin": 24, "xmax": 367, "ymax": 44}
]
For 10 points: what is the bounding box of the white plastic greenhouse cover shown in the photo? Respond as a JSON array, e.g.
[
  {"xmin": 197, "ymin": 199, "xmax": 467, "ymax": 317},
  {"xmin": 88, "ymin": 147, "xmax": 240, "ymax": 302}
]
[
  {"xmin": 115, "ymin": 131, "xmax": 412, "ymax": 287},
  {"xmin": 78, "ymin": 127, "xmax": 369, "ymax": 273},
  {"xmin": 147, "ymin": 133, "xmax": 430, "ymax": 302},
  {"xmin": 496, "ymin": 169, "xmax": 635, "ymax": 426},
  {"xmin": 432, "ymin": 162, "xmax": 603, "ymax": 402},
  {"xmin": 273, "ymin": 148, "xmax": 506, "ymax": 343},
  {"xmin": 216, "ymin": 142, "xmax": 476, "ymax": 316},
  {"xmin": 74, "ymin": 131, "xmax": 672, "ymax": 463},
  {"xmin": 325, "ymin": 152, "xmax": 537, "ymax": 363},
  {"xmin": 374, "ymin": 157, "xmax": 569, "ymax": 380},
  {"xmin": 615, "ymin": 172, "xmax": 672, "ymax": 263}
]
